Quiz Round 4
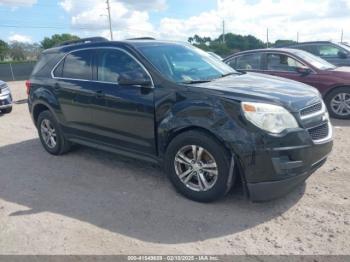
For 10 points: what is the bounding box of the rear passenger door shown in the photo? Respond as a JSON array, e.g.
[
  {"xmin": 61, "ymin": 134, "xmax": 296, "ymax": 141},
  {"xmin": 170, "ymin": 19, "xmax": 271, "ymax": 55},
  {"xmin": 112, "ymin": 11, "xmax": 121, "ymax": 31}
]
[
  {"xmin": 89, "ymin": 48, "xmax": 156, "ymax": 156},
  {"xmin": 52, "ymin": 49, "xmax": 95, "ymax": 131},
  {"xmin": 226, "ymin": 53, "xmax": 263, "ymax": 73}
]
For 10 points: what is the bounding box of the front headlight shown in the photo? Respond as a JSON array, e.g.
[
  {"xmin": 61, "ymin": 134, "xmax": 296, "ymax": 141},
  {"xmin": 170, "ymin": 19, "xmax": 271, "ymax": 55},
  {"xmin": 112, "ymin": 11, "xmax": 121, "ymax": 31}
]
[
  {"xmin": 0, "ymin": 83, "xmax": 7, "ymax": 90},
  {"xmin": 242, "ymin": 102, "xmax": 299, "ymax": 133}
]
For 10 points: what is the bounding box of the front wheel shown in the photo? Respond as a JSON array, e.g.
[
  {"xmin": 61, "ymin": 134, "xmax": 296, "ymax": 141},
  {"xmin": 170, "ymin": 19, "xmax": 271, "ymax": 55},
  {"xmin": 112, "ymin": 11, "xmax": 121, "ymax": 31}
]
[
  {"xmin": 325, "ymin": 87, "xmax": 350, "ymax": 119},
  {"xmin": 164, "ymin": 131, "xmax": 234, "ymax": 202}
]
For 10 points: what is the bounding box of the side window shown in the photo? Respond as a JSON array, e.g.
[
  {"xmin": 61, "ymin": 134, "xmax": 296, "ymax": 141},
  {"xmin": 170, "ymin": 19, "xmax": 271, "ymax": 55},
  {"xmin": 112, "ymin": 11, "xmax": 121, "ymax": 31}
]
[
  {"xmin": 318, "ymin": 44, "xmax": 342, "ymax": 57},
  {"xmin": 53, "ymin": 60, "xmax": 64, "ymax": 77},
  {"xmin": 227, "ymin": 58, "xmax": 237, "ymax": 68},
  {"xmin": 266, "ymin": 53, "xmax": 304, "ymax": 72},
  {"xmin": 62, "ymin": 50, "xmax": 92, "ymax": 80},
  {"xmin": 296, "ymin": 45, "xmax": 318, "ymax": 56},
  {"xmin": 235, "ymin": 53, "xmax": 261, "ymax": 70},
  {"xmin": 96, "ymin": 49, "xmax": 150, "ymax": 83}
]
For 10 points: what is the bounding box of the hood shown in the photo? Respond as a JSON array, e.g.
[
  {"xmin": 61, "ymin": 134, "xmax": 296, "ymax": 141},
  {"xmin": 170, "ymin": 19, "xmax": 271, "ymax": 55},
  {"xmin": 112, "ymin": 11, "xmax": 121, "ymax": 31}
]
[
  {"xmin": 193, "ymin": 72, "xmax": 321, "ymax": 112},
  {"xmin": 333, "ymin": 66, "xmax": 350, "ymax": 73}
]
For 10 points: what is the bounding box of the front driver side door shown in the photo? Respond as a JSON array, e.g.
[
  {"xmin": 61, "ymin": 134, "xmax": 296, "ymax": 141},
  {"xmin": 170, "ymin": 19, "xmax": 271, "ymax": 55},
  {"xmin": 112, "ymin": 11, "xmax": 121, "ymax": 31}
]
[{"xmin": 89, "ymin": 48, "xmax": 156, "ymax": 157}]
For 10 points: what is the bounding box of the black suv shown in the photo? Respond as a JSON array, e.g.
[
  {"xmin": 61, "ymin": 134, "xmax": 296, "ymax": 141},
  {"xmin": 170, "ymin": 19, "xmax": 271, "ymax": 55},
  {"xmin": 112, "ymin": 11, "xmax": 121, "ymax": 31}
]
[
  {"xmin": 287, "ymin": 41, "xmax": 350, "ymax": 67},
  {"xmin": 28, "ymin": 37, "xmax": 333, "ymax": 202}
]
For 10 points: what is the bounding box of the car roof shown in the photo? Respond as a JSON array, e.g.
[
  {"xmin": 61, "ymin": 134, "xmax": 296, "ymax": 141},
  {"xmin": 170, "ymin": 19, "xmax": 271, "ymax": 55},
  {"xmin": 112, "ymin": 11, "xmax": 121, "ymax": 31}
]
[
  {"xmin": 225, "ymin": 48, "xmax": 305, "ymax": 58},
  {"xmin": 43, "ymin": 38, "xmax": 188, "ymax": 54}
]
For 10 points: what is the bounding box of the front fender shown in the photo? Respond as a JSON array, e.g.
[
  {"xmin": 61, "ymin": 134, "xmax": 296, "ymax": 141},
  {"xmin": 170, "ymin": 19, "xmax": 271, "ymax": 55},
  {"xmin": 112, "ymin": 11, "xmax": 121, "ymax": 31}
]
[{"xmin": 157, "ymin": 96, "xmax": 255, "ymax": 158}]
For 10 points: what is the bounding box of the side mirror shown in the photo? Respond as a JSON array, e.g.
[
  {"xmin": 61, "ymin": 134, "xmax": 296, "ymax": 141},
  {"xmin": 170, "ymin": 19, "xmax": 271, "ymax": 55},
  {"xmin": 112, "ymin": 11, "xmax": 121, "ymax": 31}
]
[
  {"xmin": 296, "ymin": 66, "xmax": 312, "ymax": 76},
  {"xmin": 338, "ymin": 51, "xmax": 348, "ymax": 59},
  {"xmin": 118, "ymin": 73, "xmax": 152, "ymax": 87}
]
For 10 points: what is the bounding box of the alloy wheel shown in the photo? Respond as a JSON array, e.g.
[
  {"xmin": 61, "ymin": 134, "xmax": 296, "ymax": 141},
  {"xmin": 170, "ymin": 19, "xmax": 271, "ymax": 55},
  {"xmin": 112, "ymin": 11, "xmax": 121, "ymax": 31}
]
[
  {"xmin": 174, "ymin": 145, "xmax": 218, "ymax": 192},
  {"xmin": 330, "ymin": 92, "xmax": 350, "ymax": 117},
  {"xmin": 40, "ymin": 119, "xmax": 57, "ymax": 149}
]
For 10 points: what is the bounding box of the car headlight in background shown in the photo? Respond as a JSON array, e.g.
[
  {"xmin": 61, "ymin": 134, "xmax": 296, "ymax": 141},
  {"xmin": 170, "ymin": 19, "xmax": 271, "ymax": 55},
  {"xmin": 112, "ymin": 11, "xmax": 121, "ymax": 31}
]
[
  {"xmin": 242, "ymin": 102, "xmax": 299, "ymax": 133},
  {"xmin": 0, "ymin": 83, "xmax": 10, "ymax": 95}
]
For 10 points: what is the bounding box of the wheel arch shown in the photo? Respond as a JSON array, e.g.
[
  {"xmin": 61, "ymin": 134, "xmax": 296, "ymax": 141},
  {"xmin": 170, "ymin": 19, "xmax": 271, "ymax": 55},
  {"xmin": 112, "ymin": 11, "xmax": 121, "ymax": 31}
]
[
  {"xmin": 323, "ymin": 85, "xmax": 350, "ymax": 99},
  {"xmin": 32, "ymin": 101, "xmax": 56, "ymax": 126},
  {"xmin": 162, "ymin": 125, "xmax": 233, "ymax": 159}
]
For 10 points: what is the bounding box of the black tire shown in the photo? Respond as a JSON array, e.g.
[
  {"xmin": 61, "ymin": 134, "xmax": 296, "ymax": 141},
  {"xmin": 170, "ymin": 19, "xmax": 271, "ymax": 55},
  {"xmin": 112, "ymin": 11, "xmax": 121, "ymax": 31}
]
[
  {"xmin": 37, "ymin": 110, "xmax": 71, "ymax": 155},
  {"xmin": 1, "ymin": 107, "xmax": 12, "ymax": 114},
  {"xmin": 324, "ymin": 87, "xmax": 350, "ymax": 119},
  {"xmin": 164, "ymin": 130, "xmax": 234, "ymax": 202}
]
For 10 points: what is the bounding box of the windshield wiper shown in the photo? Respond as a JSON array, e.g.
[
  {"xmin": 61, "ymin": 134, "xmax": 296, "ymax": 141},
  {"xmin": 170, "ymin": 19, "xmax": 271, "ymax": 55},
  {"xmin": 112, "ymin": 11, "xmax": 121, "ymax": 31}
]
[
  {"xmin": 221, "ymin": 72, "xmax": 237, "ymax": 77},
  {"xmin": 181, "ymin": 80, "xmax": 213, "ymax": 84}
]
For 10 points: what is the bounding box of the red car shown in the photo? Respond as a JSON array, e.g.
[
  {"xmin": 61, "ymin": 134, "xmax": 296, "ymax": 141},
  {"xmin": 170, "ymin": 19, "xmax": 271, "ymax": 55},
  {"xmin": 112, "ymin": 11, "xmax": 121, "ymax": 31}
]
[{"xmin": 224, "ymin": 48, "xmax": 350, "ymax": 119}]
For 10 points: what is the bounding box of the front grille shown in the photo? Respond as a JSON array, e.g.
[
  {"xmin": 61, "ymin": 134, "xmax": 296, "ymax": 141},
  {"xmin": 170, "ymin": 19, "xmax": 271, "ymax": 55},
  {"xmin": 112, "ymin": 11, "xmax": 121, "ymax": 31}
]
[
  {"xmin": 308, "ymin": 122, "xmax": 329, "ymax": 141},
  {"xmin": 300, "ymin": 102, "xmax": 323, "ymax": 117}
]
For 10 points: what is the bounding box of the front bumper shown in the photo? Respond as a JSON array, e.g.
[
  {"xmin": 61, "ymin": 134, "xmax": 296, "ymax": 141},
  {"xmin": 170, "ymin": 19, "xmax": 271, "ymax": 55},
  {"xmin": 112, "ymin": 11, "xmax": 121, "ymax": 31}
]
[
  {"xmin": 239, "ymin": 125, "xmax": 333, "ymax": 202},
  {"xmin": 0, "ymin": 88, "xmax": 13, "ymax": 109}
]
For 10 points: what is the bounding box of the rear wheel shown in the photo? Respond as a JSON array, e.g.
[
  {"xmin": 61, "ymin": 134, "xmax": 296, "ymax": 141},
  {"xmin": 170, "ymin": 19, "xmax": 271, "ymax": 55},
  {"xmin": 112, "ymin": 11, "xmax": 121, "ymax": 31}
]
[
  {"xmin": 37, "ymin": 110, "xmax": 71, "ymax": 155},
  {"xmin": 165, "ymin": 131, "xmax": 234, "ymax": 202},
  {"xmin": 325, "ymin": 87, "xmax": 350, "ymax": 119}
]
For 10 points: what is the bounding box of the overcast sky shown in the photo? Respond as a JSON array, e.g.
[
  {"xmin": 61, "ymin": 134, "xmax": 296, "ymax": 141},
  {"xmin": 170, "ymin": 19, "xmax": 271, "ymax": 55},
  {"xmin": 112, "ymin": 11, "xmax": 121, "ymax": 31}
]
[{"xmin": 0, "ymin": 0, "xmax": 349, "ymax": 43}]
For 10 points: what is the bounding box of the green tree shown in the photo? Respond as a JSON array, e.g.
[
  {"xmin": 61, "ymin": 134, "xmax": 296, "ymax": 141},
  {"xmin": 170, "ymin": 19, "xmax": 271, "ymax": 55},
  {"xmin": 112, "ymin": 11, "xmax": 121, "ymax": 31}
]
[
  {"xmin": 0, "ymin": 40, "xmax": 9, "ymax": 61},
  {"xmin": 40, "ymin": 34, "xmax": 80, "ymax": 49},
  {"xmin": 9, "ymin": 41, "xmax": 26, "ymax": 61},
  {"xmin": 273, "ymin": 39, "xmax": 297, "ymax": 47}
]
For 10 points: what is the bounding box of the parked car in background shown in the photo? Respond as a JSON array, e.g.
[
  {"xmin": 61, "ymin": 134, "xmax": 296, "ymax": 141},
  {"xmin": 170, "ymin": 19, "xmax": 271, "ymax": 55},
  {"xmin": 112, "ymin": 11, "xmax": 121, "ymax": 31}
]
[
  {"xmin": 207, "ymin": 51, "xmax": 223, "ymax": 61},
  {"xmin": 224, "ymin": 48, "xmax": 350, "ymax": 119},
  {"xmin": 0, "ymin": 80, "xmax": 12, "ymax": 114},
  {"xmin": 287, "ymin": 41, "xmax": 350, "ymax": 67},
  {"xmin": 28, "ymin": 38, "xmax": 332, "ymax": 202}
]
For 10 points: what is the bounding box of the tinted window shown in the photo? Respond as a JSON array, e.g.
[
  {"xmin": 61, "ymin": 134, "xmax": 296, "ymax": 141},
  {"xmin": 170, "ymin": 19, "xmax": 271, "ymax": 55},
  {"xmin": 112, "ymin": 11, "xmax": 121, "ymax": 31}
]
[
  {"xmin": 296, "ymin": 45, "xmax": 319, "ymax": 55},
  {"xmin": 227, "ymin": 58, "xmax": 237, "ymax": 68},
  {"xmin": 267, "ymin": 53, "xmax": 304, "ymax": 72},
  {"xmin": 235, "ymin": 53, "xmax": 261, "ymax": 70},
  {"xmin": 62, "ymin": 50, "xmax": 92, "ymax": 80},
  {"xmin": 137, "ymin": 44, "xmax": 235, "ymax": 83},
  {"xmin": 96, "ymin": 49, "xmax": 149, "ymax": 83},
  {"xmin": 53, "ymin": 60, "xmax": 63, "ymax": 77},
  {"xmin": 318, "ymin": 44, "xmax": 342, "ymax": 57}
]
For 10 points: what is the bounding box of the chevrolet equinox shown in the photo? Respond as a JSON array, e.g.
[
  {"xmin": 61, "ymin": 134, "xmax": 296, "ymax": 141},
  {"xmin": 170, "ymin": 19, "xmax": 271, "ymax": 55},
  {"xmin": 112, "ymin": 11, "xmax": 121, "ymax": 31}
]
[{"xmin": 27, "ymin": 37, "xmax": 333, "ymax": 202}]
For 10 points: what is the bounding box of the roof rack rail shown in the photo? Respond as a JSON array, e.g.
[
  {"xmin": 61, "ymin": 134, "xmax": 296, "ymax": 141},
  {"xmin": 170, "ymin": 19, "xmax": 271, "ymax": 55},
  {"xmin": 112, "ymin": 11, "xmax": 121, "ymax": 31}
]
[
  {"xmin": 56, "ymin": 37, "xmax": 109, "ymax": 47},
  {"xmin": 126, "ymin": 37, "xmax": 156, "ymax": 40}
]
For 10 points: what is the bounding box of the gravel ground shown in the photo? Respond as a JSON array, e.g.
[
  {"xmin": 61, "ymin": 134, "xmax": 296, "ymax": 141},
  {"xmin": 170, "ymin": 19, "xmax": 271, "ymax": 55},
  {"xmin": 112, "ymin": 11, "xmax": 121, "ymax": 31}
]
[{"xmin": 0, "ymin": 81, "xmax": 349, "ymax": 255}]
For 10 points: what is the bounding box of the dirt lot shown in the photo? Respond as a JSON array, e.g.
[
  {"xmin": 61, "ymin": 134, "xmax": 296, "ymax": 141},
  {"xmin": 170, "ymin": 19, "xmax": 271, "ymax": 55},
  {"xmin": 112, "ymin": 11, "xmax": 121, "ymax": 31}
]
[{"xmin": 0, "ymin": 81, "xmax": 349, "ymax": 255}]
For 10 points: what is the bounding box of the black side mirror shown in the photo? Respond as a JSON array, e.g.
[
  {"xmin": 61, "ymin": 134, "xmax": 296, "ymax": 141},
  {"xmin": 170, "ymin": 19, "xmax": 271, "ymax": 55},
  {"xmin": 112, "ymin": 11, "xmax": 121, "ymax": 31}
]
[
  {"xmin": 296, "ymin": 66, "xmax": 312, "ymax": 76},
  {"xmin": 118, "ymin": 73, "xmax": 152, "ymax": 87},
  {"xmin": 338, "ymin": 51, "xmax": 348, "ymax": 59}
]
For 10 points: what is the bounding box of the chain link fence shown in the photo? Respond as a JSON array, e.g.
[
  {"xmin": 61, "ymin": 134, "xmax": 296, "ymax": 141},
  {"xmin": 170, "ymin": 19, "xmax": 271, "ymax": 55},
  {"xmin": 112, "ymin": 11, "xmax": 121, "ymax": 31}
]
[{"xmin": 0, "ymin": 62, "xmax": 36, "ymax": 82}]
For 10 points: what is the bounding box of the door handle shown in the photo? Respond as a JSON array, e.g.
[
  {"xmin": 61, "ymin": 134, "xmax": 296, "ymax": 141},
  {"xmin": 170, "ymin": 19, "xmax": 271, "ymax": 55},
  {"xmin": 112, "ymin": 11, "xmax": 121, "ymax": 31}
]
[{"xmin": 95, "ymin": 90, "xmax": 105, "ymax": 98}]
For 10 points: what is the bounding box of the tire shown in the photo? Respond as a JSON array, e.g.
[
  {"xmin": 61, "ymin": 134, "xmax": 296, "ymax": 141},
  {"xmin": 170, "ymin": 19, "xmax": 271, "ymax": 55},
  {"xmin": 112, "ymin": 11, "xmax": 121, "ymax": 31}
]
[
  {"xmin": 325, "ymin": 87, "xmax": 350, "ymax": 119},
  {"xmin": 1, "ymin": 107, "xmax": 12, "ymax": 114},
  {"xmin": 37, "ymin": 110, "xmax": 71, "ymax": 155},
  {"xmin": 164, "ymin": 130, "xmax": 234, "ymax": 202}
]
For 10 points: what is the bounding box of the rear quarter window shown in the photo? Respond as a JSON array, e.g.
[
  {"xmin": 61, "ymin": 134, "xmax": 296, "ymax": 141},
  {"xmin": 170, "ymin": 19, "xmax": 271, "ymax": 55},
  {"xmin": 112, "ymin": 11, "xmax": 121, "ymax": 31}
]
[
  {"xmin": 32, "ymin": 53, "xmax": 62, "ymax": 77},
  {"xmin": 61, "ymin": 50, "xmax": 93, "ymax": 80}
]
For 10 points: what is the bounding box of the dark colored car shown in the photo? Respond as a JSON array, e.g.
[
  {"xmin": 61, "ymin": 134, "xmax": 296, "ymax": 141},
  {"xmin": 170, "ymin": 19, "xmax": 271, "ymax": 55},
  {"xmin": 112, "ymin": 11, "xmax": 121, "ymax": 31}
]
[
  {"xmin": 27, "ymin": 37, "xmax": 333, "ymax": 202},
  {"xmin": 224, "ymin": 48, "xmax": 350, "ymax": 119},
  {"xmin": 287, "ymin": 41, "xmax": 350, "ymax": 67},
  {"xmin": 0, "ymin": 80, "xmax": 13, "ymax": 114}
]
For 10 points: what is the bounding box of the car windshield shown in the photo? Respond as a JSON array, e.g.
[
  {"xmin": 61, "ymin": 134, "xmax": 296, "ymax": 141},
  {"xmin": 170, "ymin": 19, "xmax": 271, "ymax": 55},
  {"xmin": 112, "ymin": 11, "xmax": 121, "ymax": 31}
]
[
  {"xmin": 290, "ymin": 49, "xmax": 336, "ymax": 70},
  {"xmin": 137, "ymin": 43, "xmax": 236, "ymax": 84}
]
